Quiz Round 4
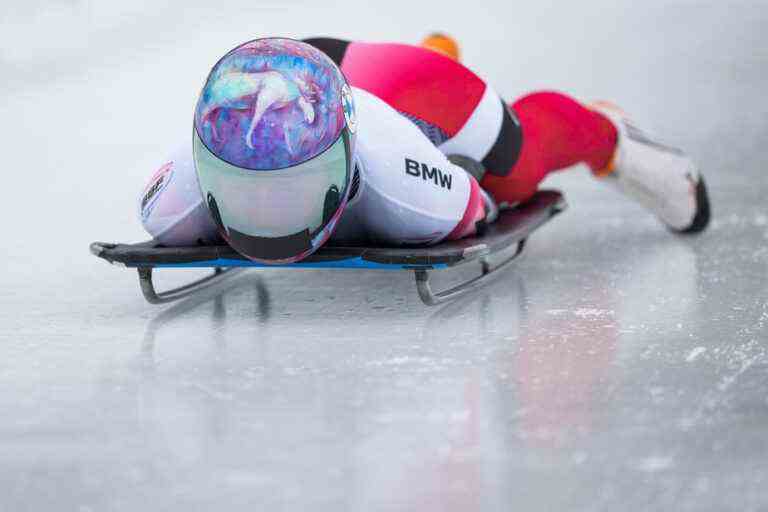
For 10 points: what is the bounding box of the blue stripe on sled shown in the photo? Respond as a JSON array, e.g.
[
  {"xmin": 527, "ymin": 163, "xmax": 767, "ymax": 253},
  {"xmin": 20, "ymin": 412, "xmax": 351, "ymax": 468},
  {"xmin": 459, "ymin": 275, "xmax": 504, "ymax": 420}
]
[{"xmin": 151, "ymin": 256, "xmax": 447, "ymax": 270}]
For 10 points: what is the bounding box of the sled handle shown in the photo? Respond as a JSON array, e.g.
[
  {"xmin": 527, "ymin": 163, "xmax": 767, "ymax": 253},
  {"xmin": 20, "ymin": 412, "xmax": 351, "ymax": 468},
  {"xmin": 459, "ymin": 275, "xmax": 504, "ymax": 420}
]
[
  {"xmin": 414, "ymin": 239, "xmax": 526, "ymax": 306},
  {"xmin": 137, "ymin": 267, "xmax": 241, "ymax": 305}
]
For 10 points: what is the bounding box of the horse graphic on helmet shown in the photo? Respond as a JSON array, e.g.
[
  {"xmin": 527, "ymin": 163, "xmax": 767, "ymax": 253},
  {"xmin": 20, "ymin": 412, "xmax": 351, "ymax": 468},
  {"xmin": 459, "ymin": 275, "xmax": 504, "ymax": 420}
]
[{"xmin": 198, "ymin": 70, "xmax": 320, "ymax": 151}]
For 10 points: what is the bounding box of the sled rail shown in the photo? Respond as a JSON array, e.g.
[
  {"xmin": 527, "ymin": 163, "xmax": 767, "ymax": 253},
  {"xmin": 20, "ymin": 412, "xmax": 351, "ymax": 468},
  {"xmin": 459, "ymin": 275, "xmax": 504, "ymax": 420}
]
[{"xmin": 415, "ymin": 240, "xmax": 526, "ymax": 306}]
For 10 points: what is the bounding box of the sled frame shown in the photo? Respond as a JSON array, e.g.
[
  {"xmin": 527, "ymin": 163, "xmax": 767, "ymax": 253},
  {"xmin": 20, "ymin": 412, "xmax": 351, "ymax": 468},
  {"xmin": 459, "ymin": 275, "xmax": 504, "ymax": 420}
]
[
  {"xmin": 414, "ymin": 239, "xmax": 526, "ymax": 306},
  {"xmin": 91, "ymin": 190, "xmax": 565, "ymax": 306},
  {"xmin": 137, "ymin": 267, "xmax": 240, "ymax": 304},
  {"xmin": 129, "ymin": 241, "xmax": 527, "ymax": 306}
]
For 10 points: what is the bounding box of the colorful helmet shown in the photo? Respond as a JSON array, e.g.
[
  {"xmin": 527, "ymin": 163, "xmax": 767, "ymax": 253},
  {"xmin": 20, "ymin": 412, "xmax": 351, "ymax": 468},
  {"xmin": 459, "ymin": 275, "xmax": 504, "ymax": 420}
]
[{"xmin": 193, "ymin": 38, "xmax": 357, "ymax": 263}]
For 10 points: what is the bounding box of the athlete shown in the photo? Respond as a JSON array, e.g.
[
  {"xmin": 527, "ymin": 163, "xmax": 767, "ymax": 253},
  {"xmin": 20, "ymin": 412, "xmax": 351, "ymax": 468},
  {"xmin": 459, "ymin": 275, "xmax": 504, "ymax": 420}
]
[{"xmin": 139, "ymin": 35, "xmax": 710, "ymax": 262}]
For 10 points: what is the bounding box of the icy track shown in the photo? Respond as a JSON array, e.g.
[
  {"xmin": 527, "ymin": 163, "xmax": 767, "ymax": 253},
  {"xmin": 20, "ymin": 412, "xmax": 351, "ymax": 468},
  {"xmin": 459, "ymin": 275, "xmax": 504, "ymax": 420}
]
[{"xmin": 1, "ymin": 1, "xmax": 767, "ymax": 511}]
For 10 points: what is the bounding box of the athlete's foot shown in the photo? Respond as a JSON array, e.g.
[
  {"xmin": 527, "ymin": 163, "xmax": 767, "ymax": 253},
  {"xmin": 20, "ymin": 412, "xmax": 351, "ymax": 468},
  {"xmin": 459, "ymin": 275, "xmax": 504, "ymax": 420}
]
[
  {"xmin": 592, "ymin": 102, "xmax": 711, "ymax": 233},
  {"xmin": 420, "ymin": 33, "xmax": 460, "ymax": 61}
]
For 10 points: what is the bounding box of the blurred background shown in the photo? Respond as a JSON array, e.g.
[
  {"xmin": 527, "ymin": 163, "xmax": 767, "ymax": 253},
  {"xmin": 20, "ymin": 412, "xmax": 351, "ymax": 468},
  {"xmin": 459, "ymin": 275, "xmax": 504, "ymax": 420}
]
[{"xmin": 0, "ymin": 1, "xmax": 766, "ymax": 511}]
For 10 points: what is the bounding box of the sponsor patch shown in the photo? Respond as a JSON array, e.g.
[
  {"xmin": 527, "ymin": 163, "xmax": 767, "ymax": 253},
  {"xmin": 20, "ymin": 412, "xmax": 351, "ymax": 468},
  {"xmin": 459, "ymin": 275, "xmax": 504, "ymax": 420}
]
[
  {"xmin": 404, "ymin": 157, "xmax": 453, "ymax": 190},
  {"xmin": 141, "ymin": 161, "xmax": 173, "ymax": 220},
  {"xmin": 341, "ymin": 83, "xmax": 357, "ymax": 134}
]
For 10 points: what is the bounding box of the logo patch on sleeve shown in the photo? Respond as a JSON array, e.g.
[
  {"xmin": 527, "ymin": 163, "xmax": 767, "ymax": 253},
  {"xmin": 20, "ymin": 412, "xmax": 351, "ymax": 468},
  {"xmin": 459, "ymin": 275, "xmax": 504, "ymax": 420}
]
[{"xmin": 141, "ymin": 161, "xmax": 174, "ymax": 220}]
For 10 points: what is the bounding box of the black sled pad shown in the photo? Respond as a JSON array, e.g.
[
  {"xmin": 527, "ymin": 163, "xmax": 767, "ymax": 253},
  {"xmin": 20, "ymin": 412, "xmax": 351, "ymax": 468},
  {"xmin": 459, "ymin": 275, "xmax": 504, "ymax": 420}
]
[{"xmin": 91, "ymin": 190, "xmax": 565, "ymax": 306}]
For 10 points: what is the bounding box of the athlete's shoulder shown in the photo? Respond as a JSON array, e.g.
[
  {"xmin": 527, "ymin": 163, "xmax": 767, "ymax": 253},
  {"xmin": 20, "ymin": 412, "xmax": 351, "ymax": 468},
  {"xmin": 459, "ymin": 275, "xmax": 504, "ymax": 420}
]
[
  {"xmin": 350, "ymin": 86, "xmax": 392, "ymax": 113},
  {"xmin": 350, "ymin": 86, "xmax": 430, "ymax": 145}
]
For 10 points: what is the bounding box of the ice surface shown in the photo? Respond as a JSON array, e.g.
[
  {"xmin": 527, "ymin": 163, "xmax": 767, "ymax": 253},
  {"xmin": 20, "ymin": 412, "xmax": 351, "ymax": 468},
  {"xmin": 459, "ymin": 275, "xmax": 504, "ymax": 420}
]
[{"xmin": 1, "ymin": 1, "xmax": 767, "ymax": 511}]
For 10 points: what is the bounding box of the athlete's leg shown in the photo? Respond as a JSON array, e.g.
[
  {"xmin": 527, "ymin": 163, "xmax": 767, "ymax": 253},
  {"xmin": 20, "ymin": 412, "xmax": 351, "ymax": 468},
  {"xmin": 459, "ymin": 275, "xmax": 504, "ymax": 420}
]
[
  {"xmin": 304, "ymin": 39, "xmax": 524, "ymax": 178},
  {"xmin": 486, "ymin": 90, "xmax": 710, "ymax": 232},
  {"xmin": 308, "ymin": 39, "xmax": 610, "ymax": 210},
  {"xmin": 481, "ymin": 91, "xmax": 618, "ymax": 206},
  {"xmin": 307, "ymin": 36, "xmax": 709, "ymax": 232}
]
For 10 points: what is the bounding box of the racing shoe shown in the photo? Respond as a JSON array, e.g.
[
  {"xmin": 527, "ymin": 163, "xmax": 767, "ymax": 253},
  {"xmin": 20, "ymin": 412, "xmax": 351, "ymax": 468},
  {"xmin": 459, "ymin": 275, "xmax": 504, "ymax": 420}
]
[
  {"xmin": 592, "ymin": 102, "xmax": 710, "ymax": 233},
  {"xmin": 421, "ymin": 33, "xmax": 460, "ymax": 61}
]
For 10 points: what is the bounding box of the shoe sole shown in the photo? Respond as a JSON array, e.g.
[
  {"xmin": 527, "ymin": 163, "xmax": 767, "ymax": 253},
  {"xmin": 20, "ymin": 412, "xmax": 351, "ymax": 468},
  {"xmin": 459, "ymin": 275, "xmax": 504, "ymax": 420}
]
[{"xmin": 678, "ymin": 176, "xmax": 711, "ymax": 234}]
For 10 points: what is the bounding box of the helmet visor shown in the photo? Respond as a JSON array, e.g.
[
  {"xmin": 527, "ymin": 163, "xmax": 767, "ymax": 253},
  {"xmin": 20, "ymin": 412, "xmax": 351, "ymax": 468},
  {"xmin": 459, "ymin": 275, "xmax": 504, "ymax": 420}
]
[{"xmin": 194, "ymin": 128, "xmax": 352, "ymax": 263}]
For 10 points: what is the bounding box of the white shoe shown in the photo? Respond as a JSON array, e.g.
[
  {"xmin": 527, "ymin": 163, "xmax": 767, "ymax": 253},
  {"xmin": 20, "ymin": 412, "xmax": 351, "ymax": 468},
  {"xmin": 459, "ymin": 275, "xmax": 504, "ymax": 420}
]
[{"xmin": 592, "ymin": 102, "xmax": 710, "ymax": 233}]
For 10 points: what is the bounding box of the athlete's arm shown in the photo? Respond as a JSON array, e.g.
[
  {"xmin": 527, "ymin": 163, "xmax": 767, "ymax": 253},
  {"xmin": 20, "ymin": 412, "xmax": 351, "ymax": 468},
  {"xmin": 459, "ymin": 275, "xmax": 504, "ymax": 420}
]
[
  {"xmin": 138, "ymin": 142, "xmax": 221, "ymax": 246},
  {"xmin": 337, "ymin": 87, "xmax": 485, "ymax": 245}
]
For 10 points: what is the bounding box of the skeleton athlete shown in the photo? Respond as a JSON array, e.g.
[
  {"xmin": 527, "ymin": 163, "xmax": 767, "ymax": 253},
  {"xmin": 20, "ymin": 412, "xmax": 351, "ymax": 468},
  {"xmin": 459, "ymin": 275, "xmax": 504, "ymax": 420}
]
[{"xmin": 139, "ymin": 35, "xmax": 709, "ymax": 261}]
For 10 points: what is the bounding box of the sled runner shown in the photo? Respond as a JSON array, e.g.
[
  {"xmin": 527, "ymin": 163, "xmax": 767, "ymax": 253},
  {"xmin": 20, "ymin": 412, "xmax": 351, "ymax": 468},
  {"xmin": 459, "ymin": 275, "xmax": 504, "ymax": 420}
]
[{"xmin": 91, "ymin": 190, "xmax": 566, "ymax": 306}]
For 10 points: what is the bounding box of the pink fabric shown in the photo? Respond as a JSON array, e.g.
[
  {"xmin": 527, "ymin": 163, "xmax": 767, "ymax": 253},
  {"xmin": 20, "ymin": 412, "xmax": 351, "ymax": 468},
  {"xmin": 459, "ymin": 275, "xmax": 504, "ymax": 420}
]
[
  {"xmin": 342, "ymin": 42, "xmax": 487, "ymax": 137},
  {"xmin": 447, "ymin": 175, "xmax": 485, "ymax": 240}
]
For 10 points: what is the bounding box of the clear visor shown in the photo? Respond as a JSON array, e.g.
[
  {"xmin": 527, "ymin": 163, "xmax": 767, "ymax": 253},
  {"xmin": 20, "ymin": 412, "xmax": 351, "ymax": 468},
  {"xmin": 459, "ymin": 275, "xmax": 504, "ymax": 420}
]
[{"xmin": 194, "ymin": 129, "xmax": 352, "ymax": 263}]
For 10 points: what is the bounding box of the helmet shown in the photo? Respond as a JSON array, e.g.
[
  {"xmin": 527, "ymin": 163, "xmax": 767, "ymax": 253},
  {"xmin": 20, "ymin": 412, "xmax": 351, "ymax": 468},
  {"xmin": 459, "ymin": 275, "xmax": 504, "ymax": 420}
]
[{"xmin": 193, "ymin": 38, "xmax": 357, "ymax": 263}]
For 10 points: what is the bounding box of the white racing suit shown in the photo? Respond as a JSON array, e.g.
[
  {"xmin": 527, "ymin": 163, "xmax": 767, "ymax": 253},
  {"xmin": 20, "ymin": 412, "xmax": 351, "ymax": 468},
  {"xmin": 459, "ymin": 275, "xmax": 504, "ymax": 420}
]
[{"xmin": 139, "ymin": 87, "xmax": 486, "ymax": 248}]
